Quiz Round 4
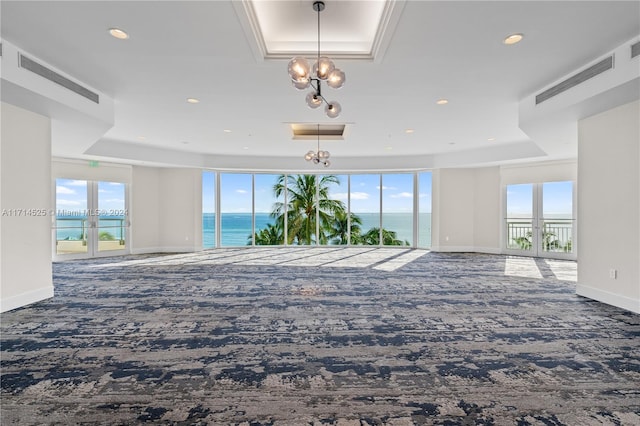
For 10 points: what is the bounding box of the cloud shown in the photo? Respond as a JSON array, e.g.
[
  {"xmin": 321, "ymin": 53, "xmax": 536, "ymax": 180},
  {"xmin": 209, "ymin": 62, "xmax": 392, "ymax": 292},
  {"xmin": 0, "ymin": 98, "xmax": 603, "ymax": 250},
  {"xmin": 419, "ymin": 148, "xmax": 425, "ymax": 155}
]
[
  {"xmin": 350, "ymin": 192, "xmax": 370, "ymax": 200},
  {"xmin": 56, "ymin": 186, "xmax": 75, "ymax": 195},
  {"xmin": 98, "ymin": 189, "xmax": 110, "ymax": 193},
  {"xmin": 376, "ymin": 186, "xmax": 396, "ymax": 190},
  {"xmin": 391, "ymin": 192, "xmax": 413, "ymax": 199},
  {"xmin": 332, "ymin": 192, "xmax": 370, "ymax": 201},
  {"xmin": 102, "ymin": 198, "xmax": 124, "ymax": 203},
  {"xmin": 235, "ymin": 189, "xmax": 248, "ymax": 194},
  {"xmin": 419, "ymin": 192, "xmax": 430, "ymax": 198},
  {"xmin": 65, "ymin": 180, "xmax": 87, "ymax": 186},
  {"xmin": 332, "ymin": 192, "xmax": 348, "ymax": 201}
]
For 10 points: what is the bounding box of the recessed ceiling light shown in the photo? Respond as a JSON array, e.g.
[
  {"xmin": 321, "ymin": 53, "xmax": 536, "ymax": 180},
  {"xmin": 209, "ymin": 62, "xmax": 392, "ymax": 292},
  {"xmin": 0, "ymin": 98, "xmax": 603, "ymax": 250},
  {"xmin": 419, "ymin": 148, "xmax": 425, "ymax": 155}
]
[
  {"xmin": 137, "ymin": 136, "xmax": 146, "ymax": 141},
  {"xmin": 405, "ymin": 129, "xmax": 414, "ymax": 134},
  {"xmin": 223, "ymin": 129, "xmax": 232, "ymax": 133},
  {"xmin": 385, "ymin": 146, "xmax": 393, "ymax": 150},
  {"xmin": 436, "ymin": 99, "xmax": 449, "ymax": 105},
  {"xmin": 487, "ymin": 137, "xmax": 496, "ymax": 141},
  {"xmin": 186, "ymin": 98, "xmax": 200, "ymax": 104},
  {"xmin": 181, "ymin": 141, "xmax": 189, "ymax": 144},
  {"xmin": 503, "ymin": 33, "xmax": 523, "ymax": 45},
  {"xmin": 243, "ymin": 146, "xmax": 249, "ymax": 150},
  {"xmin": 108, "ymin": 28, "xmax": 129, "ymax": 40}
]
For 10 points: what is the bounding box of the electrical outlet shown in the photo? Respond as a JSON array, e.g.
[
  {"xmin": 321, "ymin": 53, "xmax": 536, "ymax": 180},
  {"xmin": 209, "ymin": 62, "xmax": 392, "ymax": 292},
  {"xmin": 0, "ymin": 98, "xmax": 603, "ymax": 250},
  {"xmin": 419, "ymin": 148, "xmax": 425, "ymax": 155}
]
[{"xmin": 609, "ymin": 269, "xmax": 617, "ymax": 279}]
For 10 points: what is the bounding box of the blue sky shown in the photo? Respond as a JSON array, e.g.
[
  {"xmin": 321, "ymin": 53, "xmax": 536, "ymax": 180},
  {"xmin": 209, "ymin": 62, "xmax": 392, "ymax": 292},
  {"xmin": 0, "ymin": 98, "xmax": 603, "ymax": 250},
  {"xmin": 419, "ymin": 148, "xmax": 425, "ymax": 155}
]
[
  {"xmin": 507, "ymin": 181, "xmax": 573, "ymax": 216},
  {"xmin": 203, "ymin": 172, "xmax": 433, "ymax": 213},
  {"xmin": 56, "ymin": 179, "xmax": 126, "ymax": 214}
]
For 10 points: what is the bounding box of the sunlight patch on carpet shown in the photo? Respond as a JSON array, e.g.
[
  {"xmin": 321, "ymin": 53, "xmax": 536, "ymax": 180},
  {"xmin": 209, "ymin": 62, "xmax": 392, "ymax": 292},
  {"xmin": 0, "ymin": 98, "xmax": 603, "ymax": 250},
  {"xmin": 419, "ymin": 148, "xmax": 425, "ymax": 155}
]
[{"xmin": 504, "ymin": 256, "xmax": 543, "ymax": 279}]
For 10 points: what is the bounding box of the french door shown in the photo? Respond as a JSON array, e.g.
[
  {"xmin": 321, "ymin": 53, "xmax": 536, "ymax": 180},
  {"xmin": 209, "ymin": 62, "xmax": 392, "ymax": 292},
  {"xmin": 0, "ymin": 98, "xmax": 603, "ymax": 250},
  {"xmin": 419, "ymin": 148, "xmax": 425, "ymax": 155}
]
[
  {"xmin": 505, "ymin": 181, "xmax": 575, "ymax": 259},
  {"xmin": 54, "ymin": 179, "xmax": 129, "ymax": 259}
]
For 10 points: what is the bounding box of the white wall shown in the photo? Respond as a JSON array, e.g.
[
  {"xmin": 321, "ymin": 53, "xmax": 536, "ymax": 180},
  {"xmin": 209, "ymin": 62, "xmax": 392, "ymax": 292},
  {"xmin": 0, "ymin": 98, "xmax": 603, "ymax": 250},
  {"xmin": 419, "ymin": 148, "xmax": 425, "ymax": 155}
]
[
  {"xmin": 431, "ymin": 167, "xmax": 501, "ymax": 253},
  {"xmin": 52, "ymin": 159, "xmax": 132, "ymax": 183},
  {"xmin": 474, "ymin": 167, "xmax": 501, "ymax": 252},
  {"xmin": 159, "ymin": 168, "xmax": 203, "ymax": 251},
  {"xmin": 130, "ymin": 166, "xmax": 202, "ymax": 253},
  {"xmin": 500, "ymin": 161, "xmax": 577, "ymax": 186},
  {"xmin": 577, "ymin": 100, "xmax": 640, "ymax": 314},
  {"xmin": 130, "ymin": 167, "xmax": 162, "ymax": 253},
  {"xmin": 1, "ymin": 103, "xmax": 54, "ymax": 312}
]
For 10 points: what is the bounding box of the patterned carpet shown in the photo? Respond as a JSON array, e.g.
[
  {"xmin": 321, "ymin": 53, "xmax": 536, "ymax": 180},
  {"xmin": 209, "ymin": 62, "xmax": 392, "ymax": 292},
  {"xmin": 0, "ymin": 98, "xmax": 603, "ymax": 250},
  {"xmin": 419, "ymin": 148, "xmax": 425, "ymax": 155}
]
[{"xmin": 1, "ymin": 248, "xmax": 639, "ymax": 425}]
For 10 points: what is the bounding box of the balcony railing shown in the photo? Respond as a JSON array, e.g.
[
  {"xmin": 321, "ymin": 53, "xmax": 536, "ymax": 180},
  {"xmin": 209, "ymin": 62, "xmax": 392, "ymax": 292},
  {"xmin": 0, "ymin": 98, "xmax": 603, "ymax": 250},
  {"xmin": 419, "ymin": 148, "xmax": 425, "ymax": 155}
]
[
  {"xmin": 55, "ymin": 217, "xmax": 126, "ymax": 254},
  {"xmin": 506, "ymin": 218, "xmax": 573, "ymax": 253}
]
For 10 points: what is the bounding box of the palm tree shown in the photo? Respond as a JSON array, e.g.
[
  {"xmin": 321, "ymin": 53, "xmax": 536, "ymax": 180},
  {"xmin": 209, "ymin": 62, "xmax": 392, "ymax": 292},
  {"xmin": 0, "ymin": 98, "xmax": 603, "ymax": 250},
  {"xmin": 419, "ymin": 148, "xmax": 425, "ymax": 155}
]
[
  {"xmin": 327, "ymin": 210, "xmax": 363, "ymax": 245},
  {"xmin": 272, "ymin": 174, "xmax": 346, "ymax": 245},
  {"xmin": 249, "ymin": 223, "xmax": 283, "ymax": 245},
  {"xmin": 361, "ymin": 227, "xmax": 408, "ymax": 246}
]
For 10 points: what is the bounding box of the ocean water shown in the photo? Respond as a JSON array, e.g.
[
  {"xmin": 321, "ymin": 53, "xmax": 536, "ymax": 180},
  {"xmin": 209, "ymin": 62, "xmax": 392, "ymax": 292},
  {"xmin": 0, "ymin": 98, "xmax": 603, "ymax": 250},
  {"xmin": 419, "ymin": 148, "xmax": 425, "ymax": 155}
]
[
  {"xmin": 55, "ymin": 216, "xmax": 126, "ymax": 241},
  {"xmin": 203, "ymin": 212, "xmax": 432, "ymax": 248}
]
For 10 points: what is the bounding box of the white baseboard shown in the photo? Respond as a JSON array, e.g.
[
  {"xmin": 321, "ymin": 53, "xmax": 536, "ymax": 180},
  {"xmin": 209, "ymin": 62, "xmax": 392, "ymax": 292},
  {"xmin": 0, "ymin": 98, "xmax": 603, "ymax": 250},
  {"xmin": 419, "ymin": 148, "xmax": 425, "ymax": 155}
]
[
  {"xmin": 131, "ymin": 247, "xmax": 197, "ymax": 254},
  {"xmin": 474, "ymin": 246, "xmax": 502, "ymax": 255},
  {"xmin": 576, "ymin": 284, "xmax": 640, "ymax": 314},
  {"xmin": 130, "ymin": 247, "xmax": 165, "ymax": 255},
  {"xmin": 430, "ymin": 245, "xmax": 474, "ymax": 252},
  {"xmin": 159, "ymin": 246, "xmax": 197, "ymax": 253},
  {"xmin": 1, "ymin": 286, "xmax": 54, "ymax": 313},
  {"xmin": 431, "ymin": 246, "xmax": 500, "ymax": 254}
]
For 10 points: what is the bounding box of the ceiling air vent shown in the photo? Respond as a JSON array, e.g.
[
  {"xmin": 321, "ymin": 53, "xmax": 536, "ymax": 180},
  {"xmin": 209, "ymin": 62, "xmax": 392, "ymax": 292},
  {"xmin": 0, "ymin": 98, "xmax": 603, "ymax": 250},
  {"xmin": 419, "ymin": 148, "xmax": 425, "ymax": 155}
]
[
  {"xmin": 631, "ymin": 41, "xmax": 640, "ymax": 59},
  {"xmin": 291, "ymin": 123, "xmax": 346, "ymax": 140},
  {"xmin": 535, "ymin": 55, "xmax": 614, "ymax": 105},
  {"xmin": 18, "ymin": 53, "xmax": 99, "ymax": 104}
]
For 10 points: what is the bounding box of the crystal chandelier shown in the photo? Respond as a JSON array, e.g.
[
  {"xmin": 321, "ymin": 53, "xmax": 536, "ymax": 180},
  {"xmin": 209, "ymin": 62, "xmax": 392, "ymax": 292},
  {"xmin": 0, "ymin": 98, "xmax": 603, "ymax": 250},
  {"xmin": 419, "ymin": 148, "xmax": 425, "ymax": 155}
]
[
  {"xmin": 304, "ymin": 124, "xmax": 331, "ymax": 167},
  {"xmin": 288, "ymin": 1, "xmax": 345, "ymax": 119}
]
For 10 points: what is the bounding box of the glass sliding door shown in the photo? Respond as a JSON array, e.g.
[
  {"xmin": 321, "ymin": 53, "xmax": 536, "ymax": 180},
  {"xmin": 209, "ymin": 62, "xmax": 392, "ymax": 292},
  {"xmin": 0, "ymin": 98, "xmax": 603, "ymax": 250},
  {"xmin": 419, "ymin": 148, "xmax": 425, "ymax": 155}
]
[
  {"xmin": 96, "ymin": 181, "xmax": 128, "ymax": 253},
  {"xmin": 54, "ymin": 179, "xmax": 129, "ymax": 258},
  {"xmin": 382, "ymin": 174, "xmax": 413, "ymax": 246},
  {"xmin": 505, "ymin": 181, "xmax": 575, "ymax": 259},
  {"xmin": 220, "ymin": 173, "xmax": 252, "ymax": 246},
  {"xmin": 418, "ymin": 172, "xmax": 432, "ymax": 248},
  {"xmin": 55, "ymin": 179, "xmax": 89, "ymax": 255},
  {"xmin": 541, "ymin": 181, "xmax": 575, "ymax": 258},
  {"xmin": 505, "ymin": 184, "xmax": 535, "ymax": 254}
]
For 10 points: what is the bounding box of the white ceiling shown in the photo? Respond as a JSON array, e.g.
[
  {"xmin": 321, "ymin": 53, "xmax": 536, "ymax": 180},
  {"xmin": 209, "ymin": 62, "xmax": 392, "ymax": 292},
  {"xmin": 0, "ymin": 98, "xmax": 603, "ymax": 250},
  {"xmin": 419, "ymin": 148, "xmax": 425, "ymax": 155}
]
[{"xmin": 1, "ymin": 1, "xmax": 639, "ymax": 171}]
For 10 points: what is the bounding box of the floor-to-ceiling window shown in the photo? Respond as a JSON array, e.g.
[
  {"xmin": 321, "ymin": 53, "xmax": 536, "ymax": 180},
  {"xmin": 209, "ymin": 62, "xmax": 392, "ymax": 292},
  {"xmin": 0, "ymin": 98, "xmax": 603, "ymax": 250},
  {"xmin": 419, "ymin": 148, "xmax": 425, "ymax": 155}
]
[
  {"xmin": 320, "ymin": 173, "xmax": 349, "ymax": 245},
  {"xmin": 202, "ymin": 171, "xmax": 215, "ymax": 249},
  {"xmin": 382, "ymin": 174, "xmax": 413, "ymax": 246},
  {"xmin": 284, "ymin": 174, "xmax": 317, "ymax": 245},
  {"xmin": 350, "ymin": 174, "xmax": 381, "ymax": 246},
  {"xmin": 202, "ymin": 171, "xmax": 433, "ymax": 249},
  {"xmin": 220, "ymin": 173, "xmax": 252, "ymax": 247},
  {"xmin": 254, "ymin": 174, "xmax": 284, "ymax": 245}
]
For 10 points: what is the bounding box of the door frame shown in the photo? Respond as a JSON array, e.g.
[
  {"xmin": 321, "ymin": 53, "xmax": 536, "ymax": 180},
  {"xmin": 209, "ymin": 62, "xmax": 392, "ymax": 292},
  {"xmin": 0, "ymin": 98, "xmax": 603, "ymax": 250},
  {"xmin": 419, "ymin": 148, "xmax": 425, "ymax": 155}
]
[
  {"xmin": 53, "ymin": 179, "xmax": 130, "ymax": 261},
  {"xmin": 503, "ymin": 181, "xmax": 576, "ymax": 260}
]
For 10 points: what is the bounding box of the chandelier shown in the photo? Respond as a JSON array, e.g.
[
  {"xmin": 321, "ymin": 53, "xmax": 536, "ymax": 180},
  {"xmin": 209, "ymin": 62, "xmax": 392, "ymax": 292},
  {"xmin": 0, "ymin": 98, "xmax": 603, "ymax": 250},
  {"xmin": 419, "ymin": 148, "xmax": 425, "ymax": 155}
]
[
  {"xmin": 304, "ymin": 124, "xmax": 331, "ymax": 167},
  {"xmin": 288, "ymin": 1, "xmax": 345, "ymax": 119}
]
